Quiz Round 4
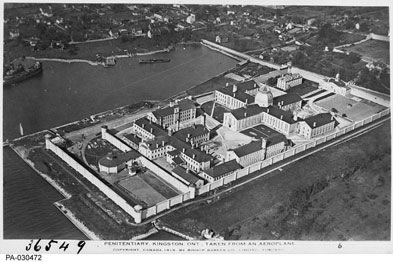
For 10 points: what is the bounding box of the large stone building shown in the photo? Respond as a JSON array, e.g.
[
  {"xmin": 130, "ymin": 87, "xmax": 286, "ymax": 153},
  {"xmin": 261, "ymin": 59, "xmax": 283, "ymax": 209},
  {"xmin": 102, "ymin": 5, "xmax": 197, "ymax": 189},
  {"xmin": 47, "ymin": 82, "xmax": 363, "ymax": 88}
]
[
  {"xmin": 320, "ymin": 74, "xmax": 351, "ymax": 96},
  {"xmin": 171, "ymin": 166, "xmax": 204, "ymax": 188},
  {"xmin": 226, "ymin": 135, "xmax": 287, "ymax": 167},
  {"xmin": 214, "ymin": 84, "xmax": 255, "ymax": 110},
  {"xmin": 223, "ymin": 104, "xmax": 266, "ymax": 131},
  {"xmin": 98, "ymin": 150, "xmax": 141, "ymax": 174},
  {"xmin": 199, "ymin": 159, "xmax": 242, "ymax": 183},
  {"xmin": 263, "ymin": 107, "xmax": 299, "ymax": 136},
  {"xmin": 172, "ymin": 124, "xmax": 210, "ymax": 147},
  {"xmin": 273, "ymin": 93, "xmax": 303, "ymax": 112},
  {"xmin": 132, "ymin": 117, "xmax": 167, "ymax": 140},
  {"xmin": 297, "ymin": 113, "xmax": 336, "ymax": 139},
  {"xmin": 277, "ymin": 73, "xmax": 302, "ymax": 90},
  {"xmin": 147, "ymin": 99, "xmax": 197, "ymax": 129}
]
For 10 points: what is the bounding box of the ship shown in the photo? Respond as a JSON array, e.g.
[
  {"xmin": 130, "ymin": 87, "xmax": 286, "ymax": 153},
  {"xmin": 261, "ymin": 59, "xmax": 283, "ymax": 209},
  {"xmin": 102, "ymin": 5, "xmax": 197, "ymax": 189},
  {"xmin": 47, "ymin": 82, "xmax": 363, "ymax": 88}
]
[
  {"xmin": 139, "ymin": 58, "xmax": 171, "ymax": 64},
  {"xmin": 3, "ymin": 61, "xmax": 43, "ymax": 87}
]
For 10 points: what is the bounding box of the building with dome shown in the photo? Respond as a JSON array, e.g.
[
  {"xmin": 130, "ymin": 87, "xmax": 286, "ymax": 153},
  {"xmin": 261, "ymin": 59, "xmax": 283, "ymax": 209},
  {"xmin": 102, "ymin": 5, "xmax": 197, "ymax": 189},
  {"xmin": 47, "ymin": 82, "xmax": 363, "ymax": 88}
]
[{"xmin": 255, "ymin": 86, "xmax": 273, "ymax": 107}]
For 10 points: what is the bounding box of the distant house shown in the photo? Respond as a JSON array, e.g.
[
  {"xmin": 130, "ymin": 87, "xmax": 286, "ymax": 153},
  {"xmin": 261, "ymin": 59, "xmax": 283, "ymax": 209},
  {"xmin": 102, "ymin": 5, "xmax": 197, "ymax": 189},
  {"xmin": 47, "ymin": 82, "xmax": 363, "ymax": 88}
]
[
  {"xmin": 186, "ymin": 14, "xmax": 196, "ymax": 24},
  {"xmin": 320, "ymin": 74, "xmax": 350, "ymax": 96}
]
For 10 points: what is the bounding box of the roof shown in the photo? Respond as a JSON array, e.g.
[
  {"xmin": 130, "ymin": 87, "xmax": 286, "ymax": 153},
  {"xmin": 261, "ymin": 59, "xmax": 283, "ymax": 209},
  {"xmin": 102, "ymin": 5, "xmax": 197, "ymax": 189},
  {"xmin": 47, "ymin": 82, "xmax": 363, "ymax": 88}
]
[
  {"xmin": 241, "ymin": 124, "xmax": 282, "ymax": 140},
  {"xmin": 177, "ymin": 99, "xmax": 197, "ymax": 111},
  {"xmin": 134, "ymin": 117, "xmax": 167, "ymax": 137},
  {"xmin": 172, "ymin": 156, "xmax": 184, "ymax": 165},
  {"xmin": 142, "ymin": 136, "xmax": 170, "ymax": 150},
  {"xmin": 273, "ymin": 93, "xmax": 303, "ymax": 107},
  {"xmin": 98, "ymin": 150, "xmax": 141, "ymax": 168},
  {"xmin": 170, "ymin": 136, "xmax": 213, "ymax": 163},
  {"xmin": 233, "ymin": 136, "xmax": 287, "ymax": 158},
  {"xmin": 303, "ymin": 113, "xmax": 335, "ymax": 129},
  {"xmin": 171, "ymin": 166, "xmax": 201, "ymax": 185},
  {"xmin": 226, "ymin": 104, "xmax": 266, "ymax": 120},
  {"xmin": 327, "ymin": 78, "xmax": 348, "ymax": 88},
  {"xmin": 216, "ymin": 87, "xmax": 255, "ymax": 104},
  {"xmin": 236, "ymin": 80, "xmax": 260, "ymax": 93},
  {"xmin": 204, "ymin": 160, "xmax": 242, "ymax": 179},
  {"xmin": 279, "ymin": 73, "xmax": 302, "ymax": 82},
  {"xmin": 123, "ymin": 133, "xmax": 141, "ymax": 145},
  {"xmin": 167, "ymin": 149, "xmax": 180, "ymax": 157},
  {"xmin": 174, "ymin": 124, "xmax": 209, "ymax": 142},
  {"xmin": 266, "ymin": 106, "xmax": 298, "ymax": 124}
]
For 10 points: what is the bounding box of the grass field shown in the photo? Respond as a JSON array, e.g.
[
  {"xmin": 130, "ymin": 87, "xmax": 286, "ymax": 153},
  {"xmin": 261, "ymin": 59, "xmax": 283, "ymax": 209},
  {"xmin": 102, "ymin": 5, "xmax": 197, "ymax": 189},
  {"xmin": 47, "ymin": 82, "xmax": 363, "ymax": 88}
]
[
  {"xmin": 315, "ymin": 94, "xmax": 385, "ymax": 121},
  {"xmin": 162, "ymin": 121, "xmax": 390, "ymax": 240},
  {"xmin": 139, "ymin": 171, "xmax": 180, "ymax": 199},
  {"xmin": 344, "ymin": 40, "xmax": 390, "ymax": 65},
  {"xmin": 118, "ymin": 176, "xmax": 167, "ymax": 207}
]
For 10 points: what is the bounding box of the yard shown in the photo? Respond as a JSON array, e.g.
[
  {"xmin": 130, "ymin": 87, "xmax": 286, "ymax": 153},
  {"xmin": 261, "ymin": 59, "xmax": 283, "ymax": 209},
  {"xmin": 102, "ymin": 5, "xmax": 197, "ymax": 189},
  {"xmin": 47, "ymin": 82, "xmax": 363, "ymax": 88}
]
[
  {"xmin": 84, "ymin": 136, "xmax": 121, "ymax": 168},
  {"xmin": 162, "ymin": 121, "xmax": 390, "ymax": 240},
  {"xmin": 315, "ymin": 94, "xmax": 386, "ymax": 121}
]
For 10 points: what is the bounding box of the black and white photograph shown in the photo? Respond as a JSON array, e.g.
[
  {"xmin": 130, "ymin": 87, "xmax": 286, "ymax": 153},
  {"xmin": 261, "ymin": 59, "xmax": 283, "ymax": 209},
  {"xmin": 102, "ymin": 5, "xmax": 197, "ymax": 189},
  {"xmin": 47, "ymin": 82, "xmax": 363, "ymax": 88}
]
[{"xmin": 1, "ymin": 0, "xmax": 391, "ymax": 255}]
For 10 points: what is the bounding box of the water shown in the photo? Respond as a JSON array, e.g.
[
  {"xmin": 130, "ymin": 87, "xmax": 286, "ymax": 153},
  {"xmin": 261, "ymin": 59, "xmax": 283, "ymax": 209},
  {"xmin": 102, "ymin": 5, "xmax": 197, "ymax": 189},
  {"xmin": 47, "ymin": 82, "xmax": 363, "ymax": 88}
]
[{"xmin": 2, "ymin": 44, "xmax": 237, "ymax": 239}]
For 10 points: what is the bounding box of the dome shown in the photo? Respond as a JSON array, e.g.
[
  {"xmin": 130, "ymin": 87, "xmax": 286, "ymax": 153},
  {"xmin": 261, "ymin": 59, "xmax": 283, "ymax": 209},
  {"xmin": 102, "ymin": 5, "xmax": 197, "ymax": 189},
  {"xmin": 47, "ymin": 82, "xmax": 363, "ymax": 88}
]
[{"xmin": 255, "ymin": 86, "xmax": 273, "ymax": 107}]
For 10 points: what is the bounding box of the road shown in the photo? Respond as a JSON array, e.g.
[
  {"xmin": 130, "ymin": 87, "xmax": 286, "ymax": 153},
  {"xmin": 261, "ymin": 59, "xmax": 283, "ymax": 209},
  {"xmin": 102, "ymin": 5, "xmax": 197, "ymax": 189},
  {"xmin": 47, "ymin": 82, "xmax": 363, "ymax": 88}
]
[{"xmin": 129, "ymin": 114, "xmax": 390, "ymax": 225}]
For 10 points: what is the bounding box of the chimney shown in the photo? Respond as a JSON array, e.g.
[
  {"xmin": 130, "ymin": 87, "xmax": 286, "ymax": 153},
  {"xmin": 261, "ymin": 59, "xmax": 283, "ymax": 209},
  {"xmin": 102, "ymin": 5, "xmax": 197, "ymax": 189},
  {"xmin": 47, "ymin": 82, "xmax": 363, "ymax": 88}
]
[
  {"xmin": 156, "ymin": 143, "xmax": 158, "ymax": 148},
  {"xmin": 267, "ymin": 108, "xmax": 270, "ymax": 114},
  {"xmin": 244, "ymin": 112, "xmax": 247, "ymax": 117},
  {"xmin": 331, "ymin": 115, "xmax": 334, "ymax": 121},
  {"xmin": 294, "ymin": 114, "xmax": 298, "ymax": 121},
  {"xmin": 193, "ymin": 154, "xmax": 196, "ymax": 159},
  {"xmin": 186, "ymin": 168, "xmax": 190, "ymax": 173},
  {"xmin": 149, "ymin": 118, "xmax": 152, "ymax": 124},
  {"xmin": 161, "ymin": 140, "xmax": 165, "ymax": 146},
  {"xmin": 226, "ymin": 82, "xmax": 229, "ymax": 87},
  {"xmin": 182, "ymin": 148, "xmax": 185, "ymax": 153},
  {"xmin": 254, "ymin": 83, "xmax": 257, "ymax": 88},
  {"xmin": 233, "ymin": 93, "xmax": 236, "ymax": 98},
  {"xmin": 280, "ymin": 115, "xmax": 283, "ymax": 120},
  {"xmin": 261, "ymin": 138, "xmax": 267, "ymax": 149},
  {"xmin": 233, "ymin": 84, "xmax": 237, "ymax": 93},
  {"xmin": 150, "ymin": 128, "xmax": 153, "ymax": 133},
  {"xmin": 142, "ymin": 124, "xmax": 145, "ymax": 128},
  {"xmin": 313, "ymin": 122, "xmax": 316, "ymax": 128},
  {"xmin": 245, "ymin": 99, "xmax": 248, "ymax": 104},
  {"xmin": 187, "ymin": 133, "xmax": 191, "ymax": 138}
]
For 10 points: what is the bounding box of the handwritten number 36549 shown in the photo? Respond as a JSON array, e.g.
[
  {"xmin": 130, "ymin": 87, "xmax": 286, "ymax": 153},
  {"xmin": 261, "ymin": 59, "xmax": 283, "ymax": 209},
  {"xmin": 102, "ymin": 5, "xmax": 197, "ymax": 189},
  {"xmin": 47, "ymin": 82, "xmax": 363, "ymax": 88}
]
[{"xmin": 26, "ymin": 239, "xmax": 86, "ymax": 254}]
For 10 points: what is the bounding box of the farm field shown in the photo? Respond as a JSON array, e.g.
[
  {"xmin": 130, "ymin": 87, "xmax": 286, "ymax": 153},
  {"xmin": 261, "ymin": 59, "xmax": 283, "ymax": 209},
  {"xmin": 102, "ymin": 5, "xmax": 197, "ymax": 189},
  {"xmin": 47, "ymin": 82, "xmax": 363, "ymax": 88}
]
[{"xmin": 344, "ymin": 40, "xmax": 390, "ymax": 65}]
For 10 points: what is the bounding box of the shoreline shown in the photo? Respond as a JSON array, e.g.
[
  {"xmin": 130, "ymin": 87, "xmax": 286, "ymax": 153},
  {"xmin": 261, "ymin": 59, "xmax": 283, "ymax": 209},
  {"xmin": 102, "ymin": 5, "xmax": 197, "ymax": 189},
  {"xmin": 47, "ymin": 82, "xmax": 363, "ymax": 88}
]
[
  {"xmin": 10, "ymin": 145, "xmax": 98, "ymax": 240},
  {"xmin": 26, "ymin": 47, "xmax": 171, "ymax": 66},
  {"xmin": 54, "ymin": 203, "xmax": 101, "ymax": 240}
]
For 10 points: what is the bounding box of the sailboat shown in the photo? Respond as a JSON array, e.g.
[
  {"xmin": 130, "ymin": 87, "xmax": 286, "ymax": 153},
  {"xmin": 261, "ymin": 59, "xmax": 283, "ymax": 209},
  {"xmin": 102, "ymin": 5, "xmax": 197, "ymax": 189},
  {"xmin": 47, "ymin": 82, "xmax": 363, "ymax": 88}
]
[{"xmin": 19, "ymin": 122, "xmax": 24, "ymax": 136}]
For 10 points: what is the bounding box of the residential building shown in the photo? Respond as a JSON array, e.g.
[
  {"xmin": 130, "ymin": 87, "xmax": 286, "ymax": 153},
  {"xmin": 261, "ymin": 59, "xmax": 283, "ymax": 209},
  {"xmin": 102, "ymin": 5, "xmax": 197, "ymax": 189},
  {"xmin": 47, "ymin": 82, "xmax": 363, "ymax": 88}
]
[
  {"xmin": 214, "ymin": 85, "xmax": 254, "ymax": 110},
  {"xmin": 147, "ymin": 99, "xmax": 197, "ymax": 129},
  {"xmin": 171, "ymin": 166, "xmax": 204, "ymax": 188},
  {"xmin": 223, "ymin": 104, "xmax": 266, "ymax": 131},
  {"xmin": 200, "ymin": 159, "xmax": 242, "ymax": 183},
  {"xmin": 226, "ymin": 135, "xmax": 287, "ymax": 167},
  {"xmin": 297, "ymin": 113, "xmax": 336, "ymax": 139},
  {"xmin": 277, "ymin": 73, "xmax": 303, "ymax": 90},
  {"xmin": 273, "ymin": 93, "xmax": 303, "ymax": 112}
]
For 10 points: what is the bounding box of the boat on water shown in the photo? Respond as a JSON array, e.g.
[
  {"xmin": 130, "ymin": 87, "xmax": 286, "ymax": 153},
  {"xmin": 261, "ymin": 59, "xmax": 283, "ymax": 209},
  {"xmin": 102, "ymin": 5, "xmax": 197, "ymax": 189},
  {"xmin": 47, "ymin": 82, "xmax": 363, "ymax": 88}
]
[
  {"xmin": 3, "ymin": 62, "xmax": 43, "ymax": 87},
  {"xmin": 139, "ymin": 58, "xmax": 171, "ymax": 64}
]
